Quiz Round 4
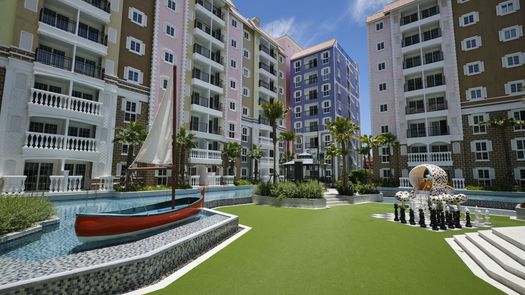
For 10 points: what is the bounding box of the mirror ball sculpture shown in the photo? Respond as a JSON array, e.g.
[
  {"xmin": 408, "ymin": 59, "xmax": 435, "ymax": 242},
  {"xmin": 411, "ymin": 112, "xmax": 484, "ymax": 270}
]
[{"xmin": 394, "ymin": 164, "xmax": 468, "ymax": 230}]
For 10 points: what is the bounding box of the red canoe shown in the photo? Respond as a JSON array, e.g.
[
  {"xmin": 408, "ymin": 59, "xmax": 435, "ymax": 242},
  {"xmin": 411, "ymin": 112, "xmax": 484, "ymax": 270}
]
[{"xmin": 75, "ymin": 196, "xmax": 204, "ymax": 243}]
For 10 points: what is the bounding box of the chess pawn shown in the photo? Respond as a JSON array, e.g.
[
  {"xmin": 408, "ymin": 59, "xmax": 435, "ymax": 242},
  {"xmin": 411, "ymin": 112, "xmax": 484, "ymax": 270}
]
[
  {"xmin": 447, "ymin": 207, "xmax": 455, "ymax": 229},
  {"xmin": 439, "ymin": 210, "xmax": 447, "ymax": 230},
  {"xmin": 465, "ymin": 208, "xmax": 472, "ymax": 228},
  {"xmin": 394, "ymin": 204, "xmax": 399, "ymax": 222},
  {"xmin": 475, "ymin": 206, "xmax": 482, "ymax": 227},
  {"xmin": 431, "ymin": 209, "xmax": 439, "ymax": 231},
  {"xmin": 400, "ymin": 205, "xmax": 407, "ymax": 224},
  {"xmin": 409, "ymin": 208, "xmax": 416, "ymax": 225},
  {"xmin": 455, "ymin": 210, "xmax": 462, "ymax": 229},
  {"xmin": 419, "ymin": 208, "xmax": 427, "ymax": 228},
  {"xmin": 485, "ymin": 209, "xmax": 491, "ymax": 226}
]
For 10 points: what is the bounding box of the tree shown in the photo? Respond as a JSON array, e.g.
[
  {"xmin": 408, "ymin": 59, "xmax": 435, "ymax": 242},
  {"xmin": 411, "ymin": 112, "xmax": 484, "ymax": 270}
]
[
  {"xmin": 113, "ymin": 122, "xmax": 147, "ymax": 187},
  {"xmin": 175, "ymin": 128, "xmax": 197, "ymax": 183},
  {"xmin": 358, "ymin": 134, "xmax": 382, "ymax": 169},
  {"xmin": 279, "ymin": 130, "xmax": 298, "ymax": 165},
  {"xmin": 247, "ymin": 144, "xmax": 264, "ymax": 182},
  {"xmin": 262, "ymin": 101, "xmax": 288, "ymax": 184},
  {"xmin": 326, "ymin": 117, "xmax": 360, "ymax": 187},
  {"xmin": 222, "ymin": 142, "xmax": 242, "ymax": 178},
  {"xmin": 484, "ymin": 117, "xmax": 523, "ymax": 187}
]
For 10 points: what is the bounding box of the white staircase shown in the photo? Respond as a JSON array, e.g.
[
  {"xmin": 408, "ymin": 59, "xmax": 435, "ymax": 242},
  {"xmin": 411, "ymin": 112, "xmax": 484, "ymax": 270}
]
[
  {"xmin": 324, "ymin": 189, "xmax": 352, "ymax": 207},
  {"xmin": 449, "ymin": 226, "xmax": 525, "ymax": 294}
]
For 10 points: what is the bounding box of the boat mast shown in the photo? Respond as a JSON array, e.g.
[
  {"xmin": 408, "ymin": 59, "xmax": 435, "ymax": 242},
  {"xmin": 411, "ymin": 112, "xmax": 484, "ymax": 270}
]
[{"xmin": 171, "ymin": 65, "xmax": 177, "ymax": 209}]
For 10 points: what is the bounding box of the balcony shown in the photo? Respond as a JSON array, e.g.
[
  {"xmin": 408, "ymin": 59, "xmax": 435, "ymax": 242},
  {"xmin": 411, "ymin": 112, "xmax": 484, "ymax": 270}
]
[
  {"xmin": 259, "ymin": 44, "xmax": 277, "ymax": 60},
  {"xmin": 196, "ymin": 0, "xmax": 224, "ymax": 21},
  {"xmin": 192, "ymin": 68, "xmax": 223, "ymax": 93},
  {"xmin": 304, "ymin": 77, "xmax": 318, "ymax": 86},
  {"xmin": 81, "ymin": 0, "xmax": 111, "ymax": 13},
  {"xmin": 428, "ymin": 125, "xmax": 449, "ymax": 136},
  {"xmin": 189, "ymin": 148, "xmax": 222, "ymax": 165},
  {"xmin": 35, "ymin": 49, "xmax": 104, "ymax": 79},
  {"xmin": 193, "ymin": 43, "xmax": 224, "ymax": 70},
  {"xmin": 194, "ymin": 19, "xmax": 224, "ymax": 46},
  {"xmin": 258, "ymin": 116, "xmax": 271, "ymax": 126},
  {"xmin": 259, "ymin": 80, "xmax": 276, "ymax": 93},
  {"xmin": 29, "ymin": 88, "xmax": 102, "ymax": 119},
  {"xmin": 259, "ymin": 62, "xmax": 276, "ymax": 77},
  {"xmin": 404, "ymin": 75, "xmax": 445, "ymax": 93},
  {"xmin": 304, "ymin": 62, "xmax": 318, "ymax": 70},
  {"xmin": 23, "ymin": 131, "xmax": 99, "ymax": 161},
  {"xmin": 401, "ymin": 28, "xmax": 442, "ymax": 53},
  {"xmin": 407, "ymin": 127, "xmax": 426, "ymax": 138},
  {"xmin": 427, "ymin": 101, "xmax": 447, "ymax": 112},
  {"xmin": 190, "ymin": 93, "xmax": 222, "ymax": 117},
  {"xmin": 305, "ymin": 93, "xmax": 318, "ymax": 100},
  {"xmin": 259, "ymin": 137, "xmax": 273, "ymax": 146},
  {"xmin": 405, "ymin": 104, "xmax": 425, "ymax": 115},
  {"xmin": 303, "ymin": 125, "xmax": 320, "ymax": 132},
  {"xmin": 190, "ymin": 122, "xmax": 221, "ymax": 136},
  {"xmin": 400, "ymin": 6, "xmax": 439, "ymax": 29},
  {"xmin": 407, "ymin": 151, "xmax": 452, "ymax": 166}
]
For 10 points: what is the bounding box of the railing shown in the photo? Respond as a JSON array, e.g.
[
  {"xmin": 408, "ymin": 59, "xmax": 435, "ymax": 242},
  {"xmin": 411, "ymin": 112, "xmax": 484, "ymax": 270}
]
[
  {"xmin": 30, "ymin": 88, "xmax": 102, "ymax": 116},
  {"xmin": 405, "ymin": 105, "xmax": 425, "ymax": 114},
  {"xmin": 425, "ymin": 75, "xmax": 445, "ymax": 88},
  {"xmin": 78, "ymin": 24, "xmax": 107, "ymax": 45},
  {"xmin": 307, "ymin": 110, "xmax": 319, "ymax": 117},
  {"xmin": 408, "ymin": 152, "xmax": 452, "ymax": 164},
  {"xmin": 193, "ymin": 43, "xmax": 223, "ymax": 65},
  {"xmin": 259, "ymin": 80, "xmax": 276, "ymax": 93},
  {"xmin": 304, "ymin": 77, "xmax": 318, "ymax": 85},
  {"xmin": 304, "ymin": 62, "xmax": 317, "ymax": 70},
  {"xmin": 259, "ymin": 44, "xmax": 276, "ymax": 58},
  {"xmin": 303, "ymin": 125, "xmax": 320, "ymax": 132},
  {"xmin": 407, "ymin": 128, "xmax": 426, "ymax": 138},
  {"xmin": 194, "ymin": 19, "xmax": 223, "ymax": 42},
  {"xmin": 82, "ymin": 0, "xmax": 111, "ymax": 13},
  {"xmin": 305, "ymin": 93, "xmax": 318, "ymax": 100},
  {"xmin": 259, "ymin": 62, "xmax": 276, "ymax": 75},
  {"xmin": 261, "ymin": 157, "xmax": 273, "ymax": 164},
  {"xmin": 259, "ymin": 116, "xmax": 271, "ymax": 126},
  {"xmin": 40, "ymin": 9, "xmax": 76, "ymax": 33},
  {"xmin": 401, "ymin": 13, "xmax": 418, "ymax": 26},
  {"xmin": 25, "ymin": 132, "xmax": 97, "ymax": 152},
  {"xmin": 427, "ymin": 101, "xmax": 447, "ymax": 112},
  {"xmin": 428, "ymin": 125, "xmax": 449, "ymax": 136},
  {"xmin": 222, "ymin": 175, "xmax": 234, "ymax": 186},
  {"xmin": 399, "ymin": 177, "xmax": 411, "ymax": 188},
  {"xmin": 192, "ymin": 69, "xmax": 223, "ymax": 87},
  {"xmin": 403, "ymin": 57, "xmax": 421, "ymax": 69},
  {"xmin": 196, "ymin": 0, "xmax": 224, "ymax": 20},
  {"xmin": 452, "ymin": 178, "xmax": 465, "ymax": 190},
  {"xmin": 0, "ymin": 176, "xmax": 27, "ymax": 194},
  {"xmin": 404, "ymin": 79, "xmax": 423, "ymax": 92},
  {"xmin": 49, "ymin": 175, "xmax": 83, "ymax": 193},
  {"xmin": 208, "ymin": 174, "xmax": 221, "ymax": 186},
  {"xmin": 35, "ymin": 49, "xmax": 73, "ymax": 71},
  {"xmin": 259, "ymin": 137, "xmax": 272, "ymax": 145},
  {"xmin": 422, "ymin": 28, "xmax": 441, "ymax": 42},
  {"xmin": 190, "ymin": 148, "xmax": 222, "ymax": 160},
  {"xmin": 189, "ymin": 175, "xmax": 200, "ymax": 187},
  {"xmin": 191, "ymin": 93, "xmax": 221, "ymax": 111},
  {"xmin": 98, "ymin": 176, "xmax": 114, "ymax": 191},
  {"xmin": 74, "ymin": 59, "xmax": 104, "ymax": 79},
  {"xmin": 421, "ymin": 6, "xmax": 439, "ymax": 19}
]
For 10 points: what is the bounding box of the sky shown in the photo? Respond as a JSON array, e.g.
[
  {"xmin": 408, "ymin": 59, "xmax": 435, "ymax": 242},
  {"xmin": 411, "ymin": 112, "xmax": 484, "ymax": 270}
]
[{"xmin": 234, "ymin": 0, "xmax": 391, "ymax": 135}]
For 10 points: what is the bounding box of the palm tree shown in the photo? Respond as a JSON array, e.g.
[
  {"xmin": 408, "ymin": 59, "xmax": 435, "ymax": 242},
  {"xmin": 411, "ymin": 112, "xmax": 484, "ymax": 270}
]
[
  {"xmin": 279, "ymin": 130, "xmax": 298, "ymax": 155},
  {"xmin": 247, "ymin": 144, "xmax": 264, "ymax": 182},
  {"xmin": 113, "ymin": 122, "xmax": 147, "ymax": 187},
  {"xmin": 484, "ymin": 117, "xmax": 523, "ymax": 187},
  {"xmin": 175, "ymin": 128, "xmax": 197, "ymax": 184},
  {"xmin": 326, "ymin": 117, "xmax": 360, "ymax": 187},
  {"xmin": 262, "ymin": 101, "xmax": 288, "ymax": 184},
  {"xmin": 358, "ymin": 134, "xmax": 382, "ymax": 169},
  {"xmin": 222, "ymin": 142, "xmax": 242, "ymax": 178}
]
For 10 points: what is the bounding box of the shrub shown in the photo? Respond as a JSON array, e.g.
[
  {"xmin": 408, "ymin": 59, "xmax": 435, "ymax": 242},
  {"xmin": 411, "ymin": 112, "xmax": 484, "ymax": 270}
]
[
  {"xmin": 255, "ymin": 182, "xmax": 272, "ymax": 196},
  {"xmin": 235, "ymin": 179, "xmax": 253, "ymax": 186},
  {"xmin": 270, "ymin": 182, "xmax": 299, "ymax": 200},
  {"xmin": 0, "ymin": 196, "xmax": 56, "ymax": 235},
  {"xmin": 297, "ymin": 181, "xmax": 324, "ymax": 199},
  {"xmin": 336, "ymin": 180, "xmax": 355, "ymax": 196},
  {"xmin": 355, "ymin": 183, "xmax": 379, "ymax": 194},
  {"xmin": 378, "ymin": 178, "xmax": 399, "ymax": 187},
  {"xmin": 465, "ymin": 185, "xmax": 518, "ymax": 192},
  {"xmin": 349, "ymin": 169, "xmax": 371, "ymax": 184}
]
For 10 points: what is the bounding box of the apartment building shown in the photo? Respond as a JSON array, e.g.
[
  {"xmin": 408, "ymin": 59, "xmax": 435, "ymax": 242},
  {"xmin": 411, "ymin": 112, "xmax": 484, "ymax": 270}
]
[
  {"xmin": 368, "ymin": 0, "xmax": 525, "ymax": 188},
  {"xmin": 0, "ymin": 0, "xmax": 122, "ymax": 193},
  {"xmin": 290, "ymin": 40, "xmax": 360, "ymax": 181}
]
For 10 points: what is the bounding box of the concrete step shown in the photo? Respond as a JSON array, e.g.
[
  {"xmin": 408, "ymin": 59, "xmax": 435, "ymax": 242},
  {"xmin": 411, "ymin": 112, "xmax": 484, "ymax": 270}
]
[
  {"xmin": 493, "ymin": 226, "xmax": 525, "ymax": 251},
  {"xmin": 465, "ymin": 233, "xmax": 525, "ymax": 279},
  {"xmin": 454, "ymin": 235, "xmax": 525, "ymax": 294},
  {"xmin": 479, "ymin": 230, "xmax": 525, "ymax": 266}
]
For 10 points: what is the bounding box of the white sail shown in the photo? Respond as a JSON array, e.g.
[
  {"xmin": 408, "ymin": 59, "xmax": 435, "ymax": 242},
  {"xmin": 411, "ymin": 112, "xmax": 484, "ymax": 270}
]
[{"xmin": 132, "ymin": 78, "xmax": 173, "ymax": 165}]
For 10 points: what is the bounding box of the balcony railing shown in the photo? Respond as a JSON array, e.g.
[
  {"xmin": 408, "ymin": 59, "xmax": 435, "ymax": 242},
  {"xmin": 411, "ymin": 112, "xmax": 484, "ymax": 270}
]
[
  {"xmin": 194, "ymin": 19, "xmax": 223, "ymax": 42},
  {"xmin": 428, "ymin": 125, "xmax": 449, "ymax": 136},
  {"xmin": 82, "ymin": 0, "xmax": 111, "ymax": 13},
  {"xmin": 404, "ymin": 75, "xmax": 445, "ymax": 92},
  {"xmin": 427, "ymin": 101, "xmax": 447, "ymax": 112},
  {"xmin": 259, "ymin": 80, "xmax": 276, "ymax": 93},
  {"xmin": 259, "ymin": 116, "xmax": 271, "ymax": 126},
  {"xmin": 190, "ymin": 122, "xmax": 221, "ymax": 135},
  {"xmin": 401, "ymin": 28, "xmax": 441, "ymax": 47},
  {"xmin": 401, "ymin": 12, "xmax": 418, "ymax": 26},
  {"xmin": 304, "ymin": 77, "xmax": 318, "ymax": 85},
  {"xmin": 30, "ymin": 88, "xmax": 102, "ymax": 116},
  {"xmin": 259, "ymin": 44, "xmax": 276, "ymax": 59},
  {"xmin": 408, "ymin": 152, "xmax": 452, "ymax": 164},
  {"xmin": 196, "ymin": 0, "xmax": 224, "ymax": 20},
  {"xmin": 303, "ymin": 125, "xmax": 319, "ymax": 132},
  {"xmin": 190, "ymin": 148, "xmax": 222, "ymax": 160},
  {"xmin": 35, "ymin": 49, "xmax": 73, "ymax": 71},
  {"xmin": 25, "ymin": 132, "xmax": 97, "ymax": 152},
  {"xmin": 304, "ymin": 62, "xmax": 317, "ymax": 70},
  {"xmin": 259, "ymin": 62, "xmax": 276, "ymax": 75},
  {"xmin": 192, "ymin": 69, "xmax": 223, "ymax": 87},
  {"xmin": 405, "ymin": 105, "xmax": 425, "ymax": 115},
  {"xmin": 307, "ymin": 110, "xmax": 318, "ymax": 117},
  {"xmin": 407, "ymin": 128, "xmax": 426, "ymax": 138},
  {"xmin": 74, "ymin": 59, "xmax": 104, "ymax": 79},
  {"xmin": 191, "ymin": 93, "xmax": 221, "ymax": 111},
  {"xmin": 193, "ymin": 44, "xmax": 223, "ymax": 65},
  {"xmin": 305, "ymin": 93, "xmax": 318, "ymax": 100},
  {"xmin": 40, "ymin": 9, "xmax": 107, "ymax": 45},
  {"xmin": 259, "ymin": 137, "xmax": 272, "ymax": 145}
]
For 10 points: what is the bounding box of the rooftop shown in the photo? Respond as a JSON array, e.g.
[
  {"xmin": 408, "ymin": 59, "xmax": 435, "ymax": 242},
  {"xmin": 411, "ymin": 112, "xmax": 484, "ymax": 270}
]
[{"xmin": 291, "ymin": 39, "xmax": 337, "ymax": 60}]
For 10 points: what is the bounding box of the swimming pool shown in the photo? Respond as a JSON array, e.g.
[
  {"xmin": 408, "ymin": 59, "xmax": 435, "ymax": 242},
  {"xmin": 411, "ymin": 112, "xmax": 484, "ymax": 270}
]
[{"xmin": 2, "ymin": 188, "xmax": 254, "ymax": 260}]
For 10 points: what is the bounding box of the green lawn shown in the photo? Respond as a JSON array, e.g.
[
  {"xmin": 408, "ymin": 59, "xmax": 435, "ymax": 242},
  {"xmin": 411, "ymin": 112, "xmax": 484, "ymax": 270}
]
[{"xmin": 155, "ymin": 203, "xmax": 524, "ymax": 295}]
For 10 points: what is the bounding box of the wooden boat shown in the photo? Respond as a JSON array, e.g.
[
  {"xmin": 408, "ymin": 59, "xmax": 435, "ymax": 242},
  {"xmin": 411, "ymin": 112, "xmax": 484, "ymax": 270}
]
[{"xmin": 75, "ymin": 195, "xmax": 204, "ymax": 243}]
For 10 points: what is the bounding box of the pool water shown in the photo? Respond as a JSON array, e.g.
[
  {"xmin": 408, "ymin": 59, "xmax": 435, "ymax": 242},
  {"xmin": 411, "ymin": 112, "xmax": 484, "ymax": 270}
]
[{"xmin": 2, "ymin": 188, "xmax": 253, "ymax": 260}]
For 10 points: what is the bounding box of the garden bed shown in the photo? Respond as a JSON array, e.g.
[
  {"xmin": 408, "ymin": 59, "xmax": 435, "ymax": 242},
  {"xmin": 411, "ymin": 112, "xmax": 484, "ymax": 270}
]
[
  {"xmin": 252, "ymin": 195, "xmax": 327, "ymax": 209},
  {"xmin": 336, "ymin": 193, "xmax": 383, "ymax": 204}
]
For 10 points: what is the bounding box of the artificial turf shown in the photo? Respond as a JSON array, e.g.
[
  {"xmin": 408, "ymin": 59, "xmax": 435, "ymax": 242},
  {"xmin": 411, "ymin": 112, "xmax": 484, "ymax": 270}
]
[{"xmin": 154, "ymin": 203, "xmax": 525, "ymax": 295}]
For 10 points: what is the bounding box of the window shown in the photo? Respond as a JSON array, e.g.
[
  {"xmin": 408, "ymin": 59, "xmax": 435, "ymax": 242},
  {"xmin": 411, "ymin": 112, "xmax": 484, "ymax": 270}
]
[
  {"xmin": 164, "ymin": 51, "xmax": 174, "ymax": 64},
  {"xmin": 322, "ymin": 84, "xmax": 331, "ymax": 96},
  {"xmin": 129, "ymin": 8, "xmax": 147, "ymax": 27},
  {"xmin": 243, "ymin": 49, "xmax": 250, "ymax": 59},
  {"xmin": 121, "ymin": 144, "xmax": 129, "ymax": 156},
  {"xmin": 381, "ymin": 125, "xmax": 389, "ymax": 134},
  {"xmin": 231, "ymin": 39, "xmax": 237, "ymax": 48},
  {"xmin": 472, "ymin": 140, "xmax": 490, "ymax": 161},
  {"xmin": 294, "ymin": 61, "xmax": 301, "ymax": 73},
  {"xmin": 167, "ymin": 0, "xmax": 176, "ymax": 11},
  {"xmin": 241, "ymin": 128, "xmax": 248, "ymax": 142},
  {"xmin": 230, "ymin": 80, "xmax": 236, "ymax": 89},
  {"xmin": 243, "ymin": 30, "xmax": 250, "ymax": 39},
  {"xmin": 506, "ymin": 80, "xmax": 525, "ymax": 95},
  {"xmin": 322, "ymin": 51, "xmax": 330, "ymax": 64},
  {"xmin": 161, "ymin": 77, "xmax": 169, "ymax": 89},
  {"xmin": 125, "ymin": 67, "xmax": 143, "ymax": 84},
  {"xmin": 466, "ymin": 87, "xmax": 486, "ymax": 100},
  {"xmin": 321, "ymin": 67, "xmax": 330, "ymax": 81},
  {"xmin": 499, "ymin": 25, "xmax": 523, "ymax": 42},
  {"xmin": 126, "ymin": 37, "xmax": 144, "ymax": 55},
  {"xmin": 241, "ymin": 148, "xmax": 247, "ymax": 163},
  {"xmin": 380, "ymin": 104, "xmax": 388, "ymax": 112},
  {"xmin": 323, "ymin": 100, "xmax": 331, "ymax": 113},
  {"xmin": 474, "ymin": 168, "xmax": 493, "ymax": 186},
  {"xmin": 229, "ymin": 124, "xmax": 235, "ymax": 138},
  {"xmin": 497, "ymin": 0, "xmax": 519, "ymax": 16},
  {"xmin": 376, "ymin": 21, "xmax": 384, "ymax": 31},
  {"xmin": 470, "ymin": 114, "xmax": 487, "ymax": 134},
  {"xmin": 279, "ymin": 71, "xmax": 284, "ymax": 79},
  {"xmin": 165, "ymin": 24, "xmax": 176, "ymax": 37},
  {"xmin": 230, "ymin": 59, "xmax": 237, "ymax": 68},
  {"xmin": 380, "ymin": 168, "xmax": 393, "ymax": 179},
  {"xmin": 461, "ymin": 36, "xmax": 481, "ymax": 51},
  {"xmin": 242, "ymin": 107, "xmax": 249, "ymax": 116},
  {"xmin": 464, "ymin": 61, "xmax": 484, "ymax": 75},
  {"xmin": 155, "ymin": 169, "xmax": 169, "ymax": 186},
  {"xmin": 323, "ymin": 117, "xmax": 331, "ymax": 126},
  {"xmin": 243, "ymin": 67, "xmax": 250, "ymax": 77},
  {"xmin": 242, "ymin": 87, "xmax": 249, "ymax": 97},
  {"xmin": 514, "ymin": 138, "xmax": 525, "ymax": 160},
  {"xmin": 380, "ymin": 146, "xmax": 390, "ymax": 163},
  {"xmin": 124, "ymin": 100, "xmax": 138, "ymax": 122},
  {"xmin": 295, "ymin": 106, "xmax": 301, "ymax": 118},
  {"xmin": 376, "ymin": 42, "xmax": 385, "ymax": 51},
  {"xmin": 377, "ymin": 62, "xmax": 385, "ymax": 71},
  {"xmin": 502, "ymin": 52, "xmax": 524, "ymax": 68},
  {"xmin": 231, "ymin": 19, "xmax": 238, "ymax": 27},
  {"xmin": 294, "ymin": 91, "xmax": 301, "ymax": 102},
  {"xmin": 513, "ymin": 110, "xmax": 525, "ymax": 131},
  {"xmin": 279, "ymin": 87, "xmax": 284, "ymax": 95},
  {"xmin": 460, "ymin": 12, "xmax": 479, "ymax": 27},
  {"xmin": 229, "ymin": 101, "xmax": 236, "ymax": 111},
  {"xmin": 379, "ymin": 83, "xmax": 387, "ymax": 91}
]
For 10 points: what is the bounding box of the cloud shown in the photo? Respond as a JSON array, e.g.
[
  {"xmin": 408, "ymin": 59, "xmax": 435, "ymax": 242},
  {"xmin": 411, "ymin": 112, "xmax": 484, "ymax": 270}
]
[
  {"xmin": 262, "ymin": 17, "xmax": 337, "ymax": 48},
  {"xmin": 348, "ymin": 0, "xmax": 390, "ymax": 23},
  {"xmin": 263, "ymin": 17, "xmax": 305, "ymax": 42}
]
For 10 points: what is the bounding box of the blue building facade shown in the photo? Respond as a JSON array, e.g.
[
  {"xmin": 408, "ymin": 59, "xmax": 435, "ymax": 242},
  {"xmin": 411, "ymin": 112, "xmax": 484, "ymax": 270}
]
[{"xmin": 290, "ymin": 40, "xmax": 360, "ymax": 180}]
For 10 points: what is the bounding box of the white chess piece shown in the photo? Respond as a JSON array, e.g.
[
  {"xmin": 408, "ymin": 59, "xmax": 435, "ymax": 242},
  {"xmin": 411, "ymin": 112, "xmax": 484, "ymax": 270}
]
[
  {"xmin": 475, "ymin": 206, "xmax": 482, "ymax": 227},
  {"xmin": 485, "ymin": 209, "xmax": 491, "ymax": 226}
]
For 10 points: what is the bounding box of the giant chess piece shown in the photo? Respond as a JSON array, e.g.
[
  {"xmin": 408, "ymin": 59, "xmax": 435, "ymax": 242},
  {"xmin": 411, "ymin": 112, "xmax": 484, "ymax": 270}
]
[
  {"xmin": 455, "ymin": 210, "xmax": 462, "ymax": 229},
  {"xmin": 474, "ymin": 206, "xmax": 482, "ymax": 227},
  {"xmin": 439, "ymin": 210, "xmax": 447, "ymax": 230},
  {"xmin": 447, "ymin": 207, "xmax": 455, "ymax": 229},
  {"xmin": 409, "ymin": 208, "xmax": 416, "ymax": 225},
  {"xmin": 431, "ymin": 209, "xmax": 438, "ymax": 231},
  {"xmin": 465, "ymin": 208, "xmax": 472, "ymax": 228},
  {"xmin": 394, "ymin": 204, "xmax": 399, "ymax": 222},
  {"xmin": 419, "ymin": 208, "xmax": 427, "ymax": 228},
  {"xmin": 485, "ymin": 209, "xmax": 491, "ymax": 226},
  {"xmin": 400, "ymin": 205, "xmax": 407, "ymax": 224}
]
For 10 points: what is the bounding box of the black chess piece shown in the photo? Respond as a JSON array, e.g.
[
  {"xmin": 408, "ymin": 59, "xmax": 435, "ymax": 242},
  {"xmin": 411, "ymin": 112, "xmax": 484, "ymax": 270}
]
[
  {"xmin": 419, "ymin": 209, "xmax": 427, "ymax": 228},
  {"xmin": 447, "ymin": 210, "xmax": 455, "ymax": 229},
  {"xmin": 400, "ymin": 206, "xmax": 407, "ymax": 224},
  {"xmin": 409, "ymin": 208, "xmax": 416, "ymax": 225},
  {"xmin": 394, "ymin": 204, "xmax": 399, "ymax": 221},
  {"xmin": 431, "ymin": 209, "xmax": 438, "ymax": 231},
  {"xmin": 465, "ymin": 211, "xmax": 472, "ymax": 228},
  {"xmin": 455, "ymin": 210, "xmax": 462, "ymax": 229},
  {"xmin": 439, "ymin": 210, "xmax": 447, "ymax": 230}
]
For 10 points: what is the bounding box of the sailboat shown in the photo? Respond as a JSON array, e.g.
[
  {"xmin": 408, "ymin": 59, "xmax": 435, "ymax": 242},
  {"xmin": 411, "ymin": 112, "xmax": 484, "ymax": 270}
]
[{"xmin": 75, "ymin": 66, "xmax": 205, "ymax": 243}]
